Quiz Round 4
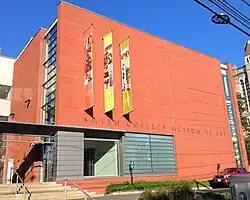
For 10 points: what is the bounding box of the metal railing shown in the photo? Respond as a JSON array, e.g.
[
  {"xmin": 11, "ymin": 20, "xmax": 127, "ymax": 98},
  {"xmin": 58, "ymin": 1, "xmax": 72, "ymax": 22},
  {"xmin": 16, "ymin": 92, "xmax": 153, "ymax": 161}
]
[
  {"xmin": 24, "ymin": 164, "xmax": 43, "ymax": 181},
  {"xmin": 64, "ymin": 179, "xmax": 95, "ymax": 200},
  {"xmin": 15, "ymin": 172, "xmax": 31, "ymax": 200}
]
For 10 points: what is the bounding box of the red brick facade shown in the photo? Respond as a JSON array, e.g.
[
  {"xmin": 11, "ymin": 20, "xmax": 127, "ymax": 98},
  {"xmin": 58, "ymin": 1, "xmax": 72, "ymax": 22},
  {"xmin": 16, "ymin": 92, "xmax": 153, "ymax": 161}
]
[
  {"xmin": 6, "ymin": 29, "xmax": 46, "ymax": 182},
  {"xmin": 55, "ymin": 2, "xmax": 243, "ymax": 179}
]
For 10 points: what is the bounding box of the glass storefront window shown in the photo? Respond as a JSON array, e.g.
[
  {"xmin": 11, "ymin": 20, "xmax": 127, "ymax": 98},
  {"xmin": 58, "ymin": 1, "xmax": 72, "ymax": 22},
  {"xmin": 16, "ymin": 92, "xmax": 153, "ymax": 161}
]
[
  {"xmin": 123, "ymin": 133, "xmax": 176, "ymax": 175},
  {"xmin": 84, "ymin": 140, "xmax": 119, "ymax": 176}
]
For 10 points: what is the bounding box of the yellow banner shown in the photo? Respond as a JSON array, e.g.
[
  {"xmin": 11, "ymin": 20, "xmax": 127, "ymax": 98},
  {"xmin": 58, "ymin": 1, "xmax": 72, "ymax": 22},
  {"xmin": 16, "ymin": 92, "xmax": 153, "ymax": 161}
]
[
  {"xmin": 103, "ymin": 32, "xmax": 115, "ymax": 113},
  {"xmin": 120, "ymin": 38, "xmax": 132, "ymax": 115},
  {"xmin": 103, "ymin": 32, "xmax": 112, "ymax": 48}
]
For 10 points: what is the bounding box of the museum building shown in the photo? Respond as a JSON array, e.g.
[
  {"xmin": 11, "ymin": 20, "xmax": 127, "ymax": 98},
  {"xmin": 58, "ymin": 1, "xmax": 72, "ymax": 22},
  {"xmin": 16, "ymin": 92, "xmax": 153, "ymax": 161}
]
[{"xmin": 0, "ymin": 1, "xmax": 247, "ymax": 189}]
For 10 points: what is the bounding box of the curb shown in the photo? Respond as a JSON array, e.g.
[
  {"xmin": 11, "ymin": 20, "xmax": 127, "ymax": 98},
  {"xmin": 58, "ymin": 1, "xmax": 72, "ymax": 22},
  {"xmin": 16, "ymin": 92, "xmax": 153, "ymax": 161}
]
[
  {"xmin": 93, "ymin": 191, "xmax": 142, "ymax": 197},
  {"xmin": 111, "ymin": 191, "xmax": 143, "ymax": 195},
  {"xmin": 93, "ymin": 187, "xmax": 212, "ymax": 197},
  {"xmin": 193, "ymin": 187, "xmax": 211, "ymax": 190}
]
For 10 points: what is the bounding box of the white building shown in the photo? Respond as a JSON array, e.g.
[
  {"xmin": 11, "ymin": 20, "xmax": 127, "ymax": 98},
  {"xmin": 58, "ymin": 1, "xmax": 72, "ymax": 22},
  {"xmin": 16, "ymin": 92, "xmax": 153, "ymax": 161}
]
[
  {"xmin": 0, "ymin": 48, "xmax": 15, "ymax": 183},
  {"xmin": 0, "ymin": 49, "xmax": 15, "ymax": 121}
]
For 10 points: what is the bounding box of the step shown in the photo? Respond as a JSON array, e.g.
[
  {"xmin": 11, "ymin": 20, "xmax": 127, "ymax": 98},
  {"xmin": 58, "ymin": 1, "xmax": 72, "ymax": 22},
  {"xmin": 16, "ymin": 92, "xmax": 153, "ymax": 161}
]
[
  {"xmin": 0, "ymin": 191, "xmax": 96, "ymax": 200},
  {"xmin": 0, "ymin": 182, "xmax": 59, "ymax": 188},
  {"xmin": 62, "ymin": 181, "xmax": 112, "ymax": 195},
  {"xmin": 0, "ymin": 195, "xmax": 91, "ymax": 200},
  {"xmin": 87, "ymin": 188, "xmax": 106, "ymax": 195},
  {"xmin": 77, "ymin": 183, "xmax": 109, "ymax": 192},
  {"xmin": 29, "ymin": 190, "xmax": 90, "ymax": 198},
  {"xmin": 0, "ymin": 195, "xmax": 25, "ymax": 200},
  {"xmin": 0, "ymin": 183, "xmax": 63, "ymax": 190},
  {"xmin": 0, "ymin": 183, "xmax": 96, "ymax": 198},
  {"xmin": 29, "ymin": 186, "xmax": 75, "ymax": 193},
  {"xmin": 0, "ymin": 186, "xmax": 73, "ymax": 195},
  {"xmin": 34, "ymin": 191, "xmax": 95, "ymax": 197},
  {"xmin": 26, "ymin": 183, "xmax": 63, "ymax": 188}
]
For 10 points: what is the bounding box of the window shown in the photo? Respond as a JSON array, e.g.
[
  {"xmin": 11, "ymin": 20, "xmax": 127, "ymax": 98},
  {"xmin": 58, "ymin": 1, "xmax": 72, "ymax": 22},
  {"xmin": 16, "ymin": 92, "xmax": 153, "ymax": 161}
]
[
  {"xmin": 42, "ymin": 23, "xmax": 57, "ymax": 125},
  {"xmin": 0, "ymin": 85, "xmax": 11, "ymax": 99},
  {"xmin": 222, "ymin": 75, "xmax": 231, "ymax": 98},
  {"xmin": 221, "ymin": 67, "xmax": 243, "ymax": 167},
  {"xmin": 48, "ymin": 47, "xmax": 57, "ymax": 58},
  {"xmin": 239, "ymin": 79, "xmax": 249, "ymax": 110},
  {"xmin": 47, "ymin": 67, "xmax": 56, "ymax": 80},
  {"xmin": 43, "ymin": 75, "xmax": 56, "ymax": 89},
  {"xmin": 46, "ymin": 83, "xmax": 56, "ymax": 95},
  {"xmin": 123, "ymin": 133, "xmax": 176, "ymax": 175},
  {"xmin": 0, "ymin": 116, "xmax": 8, "ymax": 121},
  {"xmin": 240, "ymin": 168, "xmax": 247, "ymax": 173},
  {"xmin": 46, "ymin": 92, "xmax": 56, "ymax": 103}
]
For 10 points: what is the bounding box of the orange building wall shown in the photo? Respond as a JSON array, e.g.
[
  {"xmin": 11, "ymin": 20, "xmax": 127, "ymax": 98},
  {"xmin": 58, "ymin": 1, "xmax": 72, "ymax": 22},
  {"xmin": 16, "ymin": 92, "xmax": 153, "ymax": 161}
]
[
  {"xmin": 6, "ymin": 29, "xmax": 46, "ymax": 182},
  {"xmin": 55, "ymin": 2, "xmax": 243, "ymax": 180}
]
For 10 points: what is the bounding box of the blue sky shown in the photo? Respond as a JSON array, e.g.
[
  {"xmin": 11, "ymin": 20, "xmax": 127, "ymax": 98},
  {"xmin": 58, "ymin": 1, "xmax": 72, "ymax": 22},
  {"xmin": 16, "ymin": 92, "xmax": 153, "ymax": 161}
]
[{"xmin": 0, "ymin": 0, "xmax": 249, "ymax": 67}]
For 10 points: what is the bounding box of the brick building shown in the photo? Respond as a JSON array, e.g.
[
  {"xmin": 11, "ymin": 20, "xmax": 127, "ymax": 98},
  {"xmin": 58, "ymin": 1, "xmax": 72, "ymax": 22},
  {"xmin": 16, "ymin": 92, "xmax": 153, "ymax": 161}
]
[
  {"xmin": 233, "ymin": 41, "xmax": 250, "ymax": 128},
  {"xmin": 1, "ymin": 1, "xmax": 247, "ymax": 192}
]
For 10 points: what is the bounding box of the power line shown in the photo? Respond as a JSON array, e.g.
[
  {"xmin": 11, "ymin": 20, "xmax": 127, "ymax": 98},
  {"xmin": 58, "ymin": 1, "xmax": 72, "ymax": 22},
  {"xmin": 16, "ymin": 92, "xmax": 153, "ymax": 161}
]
[
  {"xmin": 194, "ymin": 0, "xmax": 250, "ymax": 37},
  {"xmin": 243, "ymin": 0, "xmax": 250, "ymax": 8},
  {"xmin": 220, "ymin": 0, "xmax": 250, "ymax": 24},
  {"xmin": 209, "ymin": 0, "xmax": 250, "ymax": 30}
]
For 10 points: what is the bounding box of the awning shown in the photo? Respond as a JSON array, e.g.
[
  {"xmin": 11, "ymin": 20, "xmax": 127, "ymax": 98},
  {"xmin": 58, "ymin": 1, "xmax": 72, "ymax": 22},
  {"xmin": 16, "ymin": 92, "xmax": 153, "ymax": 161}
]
[{"xmin": 0, "ymin": 121, "xmax": 124, "ymax": 139}]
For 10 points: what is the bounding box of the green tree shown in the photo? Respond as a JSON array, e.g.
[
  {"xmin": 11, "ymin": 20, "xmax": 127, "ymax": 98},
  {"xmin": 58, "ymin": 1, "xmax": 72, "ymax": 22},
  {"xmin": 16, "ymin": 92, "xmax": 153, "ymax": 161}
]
[{"xmin": 237, "ymin": 92, "xmax": 250, "ymax": 164}]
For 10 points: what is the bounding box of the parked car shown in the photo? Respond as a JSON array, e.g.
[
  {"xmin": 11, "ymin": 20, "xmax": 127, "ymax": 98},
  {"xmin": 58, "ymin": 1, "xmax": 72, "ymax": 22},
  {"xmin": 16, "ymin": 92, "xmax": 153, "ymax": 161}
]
[{"xmin": 209, "ymin": 167, "xmax": 250, "ymax": 188}]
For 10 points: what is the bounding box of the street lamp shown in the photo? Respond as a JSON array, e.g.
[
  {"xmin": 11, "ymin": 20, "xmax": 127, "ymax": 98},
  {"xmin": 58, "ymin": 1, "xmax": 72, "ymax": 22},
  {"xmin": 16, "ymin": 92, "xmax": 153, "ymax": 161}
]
[
  {"xmin": 211, "ymin": 13, "xmax": 230, "ymax": 24},
  {"xmin": 211, "ymin": 13, "xmax": 250, "ymax": 37},
  {"xmin": 195, "ymin": 0, "xmax": 250, "ymax": 37}
]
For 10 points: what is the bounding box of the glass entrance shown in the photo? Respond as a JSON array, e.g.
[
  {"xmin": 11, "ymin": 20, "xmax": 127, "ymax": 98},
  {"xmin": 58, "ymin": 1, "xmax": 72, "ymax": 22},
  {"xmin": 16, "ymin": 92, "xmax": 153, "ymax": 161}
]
[
  {"xmin": 84, "ymin": 148, "xmax": 95, "ymax": 176},
  {"xmin": 84, "ymin": 139, "xmax": 119, "ymax": 177},
  {"xmin": 43, "ymin": 144, "xmax": 54, "ymax": 182}
]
